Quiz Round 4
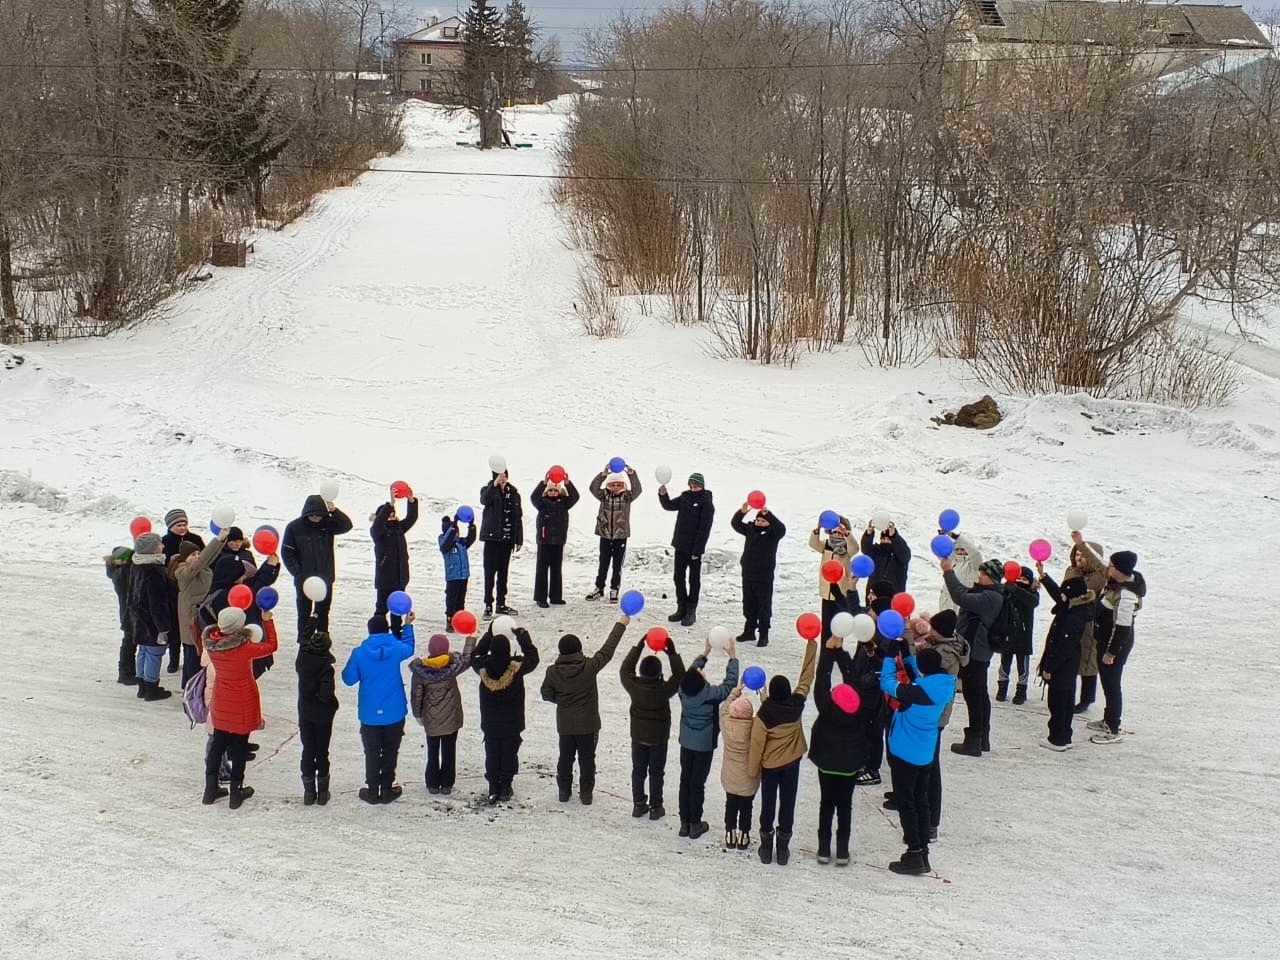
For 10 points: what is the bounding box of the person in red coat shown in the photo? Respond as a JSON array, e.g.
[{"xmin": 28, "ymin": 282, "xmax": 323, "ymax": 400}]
[{"xmin": 201, "ymin": 606, "xmax": 279, "ymax": 808}]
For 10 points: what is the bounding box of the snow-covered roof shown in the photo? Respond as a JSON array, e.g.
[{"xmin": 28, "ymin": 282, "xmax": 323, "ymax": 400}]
[{"xmin": 398, "ymin": 16, "xmax": 464, "ymax": 43}]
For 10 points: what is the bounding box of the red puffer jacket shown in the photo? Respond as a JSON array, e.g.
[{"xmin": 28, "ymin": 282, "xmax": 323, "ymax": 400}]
[{"xmin": 204, "ymin": 620, "xmax": 279, "ymax": 735}]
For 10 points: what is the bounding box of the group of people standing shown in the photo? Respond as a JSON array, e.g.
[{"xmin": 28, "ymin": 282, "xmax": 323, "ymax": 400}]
[{"xmin": 105, "ymin": 460, "xmax": 1145, "ymax": 877}]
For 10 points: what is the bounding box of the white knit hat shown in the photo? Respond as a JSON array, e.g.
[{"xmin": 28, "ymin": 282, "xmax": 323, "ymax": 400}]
[
  {"xmin": 217, "ymin": 607, "xmax": 247, "ymax": 633},
  {"xmin": 605, "ymin": 472, "xmax": 627, "ymax": 486}
]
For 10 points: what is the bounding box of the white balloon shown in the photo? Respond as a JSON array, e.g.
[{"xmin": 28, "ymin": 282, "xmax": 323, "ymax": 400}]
[
  {"xmin": 707, "ymin": 625, "xmax": 732, "ymax": 650},
  {"xmin": 302, "ymin": 576, "xmax": 328, "ymax": 602},
  {"xmin": 655, "ymin": 465, "xmax": 673, "ymax": 485},
  {"xmin": 492, "ymin": 615, "xmax": 517, "ymax": 639},
  {"xmin": 319, "ymin": 480, "xmax": 339, "ymax": 502},
  {"xmin": 245, "ymin": 624, "xmax": 264, "ymax": 644},
  {"xmin": 851, "ymin": 613, "xmax": 876, "ymax": 644},
  {"xmin": 1067, "ymin": 509, "xmax": 1088, "ymax": 531},
  {"xmin": 871, "ymin": 509, "xmax": 891, "ymax": 530},
  {"xmin": 211, "ymin": 504, "xmax": 236, "ymax": 528},
  {"xmin": 831, "ymin": 612, "xmax": 856, "ymax": 639},
  {"xmin": 488, "ymin": 454, "xmax": 507, "ymax": 474}
]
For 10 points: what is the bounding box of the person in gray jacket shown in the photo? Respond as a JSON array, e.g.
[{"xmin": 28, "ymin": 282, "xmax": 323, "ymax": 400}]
[
  {"xmin": 942, "ymin": 556, "xmax": 1005, "ymax": 757},
  {"xmin": 675, "ymin": 637, "xmax": 739, "ymax": 839}
]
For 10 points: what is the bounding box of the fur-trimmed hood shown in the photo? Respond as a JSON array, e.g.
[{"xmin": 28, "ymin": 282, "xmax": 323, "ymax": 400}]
[
  {"xmin": 202, "ymin": 624, "xmax": 259, "ymax": 652},
  {"xmin": 480, "ymin": 660, "xmax": 521, "ymax": 691}
]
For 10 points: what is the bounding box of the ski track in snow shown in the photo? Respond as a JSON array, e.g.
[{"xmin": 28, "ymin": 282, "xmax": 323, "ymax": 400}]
[{"xmin": 2, "ymin": 102, "xmax": 1279, "ymax": 958}]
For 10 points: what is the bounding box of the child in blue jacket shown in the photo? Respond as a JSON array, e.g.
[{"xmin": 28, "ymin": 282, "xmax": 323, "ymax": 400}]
[
  {"xmin": 880, "ymin": 639, "xmax": 955, "ymax": 876},
  {"xmin": 440, "ymin": 514, "xmax": 477, "ymax": 631},
  {"xmin": 342, "ymin": 612, "xmax": 417, "ymax": 804}
]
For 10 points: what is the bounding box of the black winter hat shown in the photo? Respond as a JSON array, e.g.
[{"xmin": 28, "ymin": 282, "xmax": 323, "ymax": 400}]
[
  {"xmin": 441, "ymin": 515, "xmax": 454, "ymax": 532},
  {"xmin": 680, "ymin": 668, "xmax": 706, "ymax": 696},
  {"xmin": 869, "ymin": 579, "xmax": 896, "ymax": 601},
  {"xmin": 1060, "ymin": 576, "xmax": 1089, "ymax": 601},
  {"xmin": 639, "ymin": 656, "xmax": 662, "ymax": 679},
  {"xmin": 368, "ymin": 614, "xmax": 389, "ymax": 635},
  {"xmin": 871, "ymin": 597, "xmax": 893, "ymax": 616},
  {"xmin": 558, "ymin": 634, "xmax": 582, "ymax": 656},
  {"xmin": 929, "ymin": 609, "xmax": 957, "ymax": 638},
  {"xmin": 916, "ymin": 648, "xmax": 945, "ymax": 676},
  {"xmin": 1019, "ymin": 566, "xmax": 1035, "ymax": 584},
  {"xmin": 769, "ymin": 675, "xmax": 792, "ymax": 700},
  {"xmin": 226, "ymin": 526, "xmax": 244, "ymax": 542},
  {"xmin": 1110, "ymin": 551, "xmax": 1138, "ymax": 576}
]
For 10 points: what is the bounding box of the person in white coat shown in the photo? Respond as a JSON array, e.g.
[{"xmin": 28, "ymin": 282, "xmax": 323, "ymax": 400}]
[{"xmin": 937, "ymin": 532, "xmax": 984, "ymax": 614}]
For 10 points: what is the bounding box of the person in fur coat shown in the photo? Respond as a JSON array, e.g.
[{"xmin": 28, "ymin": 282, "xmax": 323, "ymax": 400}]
[{"xmin": 410, "ymin": 631, "xmax": 478, "ymax": 795}]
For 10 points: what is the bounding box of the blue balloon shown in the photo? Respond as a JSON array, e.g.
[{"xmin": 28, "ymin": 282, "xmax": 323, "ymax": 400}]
[
  {"xmin": 619, "ymin": 590, "xmax": 645, "ymax": 616},
  {"xmin": 819, "ymin": 510, "xmax": 841, "ymax": 531},
  {"xmin": 938, "ymin": 509, "xmax": 960, "ymax": 533},
  {"xmin": 851, "ymin": 554, "xmax": 875, "ymax": 578},
  {"xmin": 743, "ymin": 666, "xmax": 767, "ymax": 691},
  {"xmin": 608, "ymin": 457, "xmax": 626, "ymax": 474},
  {"xmin": 209, "ymin": 519, "xmax": 221, "ymax": 535},
  {"xmin": 931, "ymin": 534, "xmax": 955, "ymax": 559},
  {"xmin": 255, "ymin": 586, "xmax": 279, "ymax": 612},
  {"xmin": 878, "ymin": 609, "xmax": 905, "ymax": 640},
  {"xmin": 388, "ymin": 590, "xmax": 413, "ymax": 616},
  {"xmin": 457, "ymin": 505, "xmax": 475, "ymax": 524}
]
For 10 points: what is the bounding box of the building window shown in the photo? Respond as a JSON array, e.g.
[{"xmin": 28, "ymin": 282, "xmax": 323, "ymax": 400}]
[
  {"xmin": 443, "ymin": 26, "xmax": 457, "ymax": 38},
  {"xmin": 420, "ymin": 52, "xmax": 431, "ymax": 65},
  {"xmin": 419, "ymin": 78, "xmax": 432, "ymax": 93}
]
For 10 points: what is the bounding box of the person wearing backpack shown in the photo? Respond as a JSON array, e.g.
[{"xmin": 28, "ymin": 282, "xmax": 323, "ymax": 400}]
[
  {"xmin": 619, "ymin": 633, "xmax": 686, "ymax": 821},
  {"xmin": 440, "ymin": 513, "xmax": 477, "ymax": 631},
  {"xmin": 997, "ymin": 567, "xmax": 1040, "ymax": 705},
  {"xmin": 342, "ymin": 612, "xmax": 418, "ymax": 803},
  {"xmin": 676, "ymin": 637, "xmax": 739, "ymax": 838},
  {"xmin": 409, "ymin": 631, "xmax": 478, "ymax": 795},
  {"xmin": 201, "ymin": 606, "xmax": 280, "ymax": 808},
  {"xmin": 941, "ymin": 556, "xmax": 1005, "ymax": 758},
  {"xmin": 540, "ymin": 616, "xmax": 630, "ymax": 804},
  {"xmin": 296, "ymin": 618, "xmax": 339, "ymax": 805},
  {"xmin": 472, "ymin": 624, "xmax": 540, "ymax": 803}
]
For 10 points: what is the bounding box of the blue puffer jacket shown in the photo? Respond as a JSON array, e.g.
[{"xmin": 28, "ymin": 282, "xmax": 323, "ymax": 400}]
[
  {"xmin": 439, "ymin": 518, "xmax": 476, "ymax": 582},
  {"xmin": 341, "ymin": 624, "xmax": 416, "ymax": 725},
  {"xmin": 678, "ymin": 656, "xmax": 739, "ymax": 752},
  {"xmin": 880, "ymin": 655, "xmax": 955, "ymax": 766}
]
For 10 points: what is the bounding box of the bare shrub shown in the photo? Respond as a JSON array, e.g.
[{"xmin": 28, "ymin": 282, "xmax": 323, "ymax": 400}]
[{"xmin": 574, "ymin": 263, "xmax": 630, "ymax": 338}]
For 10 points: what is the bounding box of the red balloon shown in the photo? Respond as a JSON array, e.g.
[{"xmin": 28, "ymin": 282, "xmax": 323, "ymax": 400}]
[
  {"xmin": 452, "ymin": 610, "xmax": 477, "ymax": 635},
  {"xmin": 129, "ymin": 516, "xmax": 152, "ymax": 539},
  {"xmin": 252, "ymin": 526, "xmax": 279, "ymax": 555},
  {"xmin": 548, "ymin": 465, "xmax": 567, "ymax": 484},
  {"xmin": 1003, "ymin": 560, "xmax": 1022, "ymax": 583},
  {"xmin": 228, "ymin": 584, "xmax": 253, "ymax": 610},
  {"xmin": 390, "ymin": 480, "xmax": 412, "ymax": 499},
  {"xmin": 796, "ymin": 612, "xmax": 822, "ymax": 641},
  {"xmin": 645, "ymin": 627, "xmax": 669, "ymax": 652},
  {"xmin": 891, "ymin": 593, "xmax": 916, "ymax": 618},
  {"xmin": 747, "ymin": 490, "xmax": 766, "ymax": 510},
  {"xmin": 821, "ymin": 560, "xmax": 844, "ymax": 584}
]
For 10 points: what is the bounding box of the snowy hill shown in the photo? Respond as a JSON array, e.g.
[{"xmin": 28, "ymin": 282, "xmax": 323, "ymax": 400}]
[{"xmin": 1, "ymin": 100, "xmax": 1278, "ymax": 958}]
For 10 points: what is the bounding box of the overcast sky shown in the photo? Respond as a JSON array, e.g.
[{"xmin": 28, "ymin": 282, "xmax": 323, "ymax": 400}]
[{"xmin": 409, "ymin": 1, "xmax": 652, "ymax": 62}]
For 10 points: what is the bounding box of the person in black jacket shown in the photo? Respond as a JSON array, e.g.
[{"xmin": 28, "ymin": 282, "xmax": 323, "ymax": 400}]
[
  {"xmin": 371, "ymin": 490, "xmax": 419, "ymax": 633},
  {"xmin": 998, "ymin": 568, "xmax": 1040, "ymax": 705},
  {"xmin": 161, "ymin": 508, "xmax": 204, "ymax": 673},
  {"xmin": 861, "ymin": 520, "xmax": 911, "ymax": 594},
  {"xmin": 730, "ymin": 503, "xmax": 787, "ymax": 647},
  {"xmin": 658, "ymin": 473, "xmax": 715, "ymax": 627},
  {"xmin": 202, "ymin": 539, "xmax": 282, "ymax": 677},
  {"xmin": 105, "ymin": 546, "xmax": 137, "ymax": 686},
  {"xmin": 1034, "ymin": 566, "xmax": 1092, "ymax": 751},
  {"xmin": 619, "ymin": 635, "xmax": 685, "ymax": 820},
  {"xmin": 479, "ymin": 470, "xmax": 524, "ymax": 618},
  {"xmin": 282, "ymin": 494, "xmax": 354, "ymax": 640},
  {"xmin": 296, "ymin": 617, "xmax": 339, "ymax": 803},
  {"xmin": 808, "ymin": 641, "xmax": 878, "ymax": 866},
  {"xmin": 128, "ymin": 532, "xmax": 175, "ymax": 702},
  {"xmin": 530, "ymin": 474, "xmax": 580, "ymax": 608},
  {"xmin": 472, "ymin": 625, "xmax": 540, "ymax": 803}
]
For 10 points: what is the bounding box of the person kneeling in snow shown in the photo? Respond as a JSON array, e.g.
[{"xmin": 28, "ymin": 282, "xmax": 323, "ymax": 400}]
[{"xmin": 342, "ymin": 612, "xmax": 417, "ymax": 804}]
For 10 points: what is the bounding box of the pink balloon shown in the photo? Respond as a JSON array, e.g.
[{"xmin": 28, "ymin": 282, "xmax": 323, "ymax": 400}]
[
  {"xmin": 1029, "ymin": 539, "xmax": 1053, "ymax": 563},
  {"xmin": 832, "ymin": 683, "xmax": 861, "ymax": 714}
]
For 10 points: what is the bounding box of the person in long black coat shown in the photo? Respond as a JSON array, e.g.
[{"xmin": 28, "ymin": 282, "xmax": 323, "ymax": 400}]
[
  {"xmin": 860, "ymin": 521, "xmax": 911, "ymax": 594},
  {"xmin": 472, "ymin": 626, "xmax": 540, "ymax": 803},
  {"xmin": 730, "ymin": 504, "xmax": 787, "ymax": 647},
  {"xmin": 1035, "ymin": 565, "xmax": 1094, "ymax": 750},
  {"xmin": 282, "ymin": 494, "xmax": 354, "ymax": 640},
  {"xmin": 657, "ymin": 474, "xmax": 715, "ymax": 626},
  {"xmin": 530, "ymin": 476, "xmax": 580, "ymax": 608},
  {"xmin": 479, "ymin": 471, "xmax": 524, "ymax": 618},
  {"xmin": 371, "ymin": 493, "xmax": 419, "ymax": 633}
]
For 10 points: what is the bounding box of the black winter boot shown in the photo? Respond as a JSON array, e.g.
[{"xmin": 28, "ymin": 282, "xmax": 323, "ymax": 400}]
[
  {"xmin": 775, "ymin": 830, "xmax": 792, "ymax": 865},
  {"xmin": 950, "ymin": 733, "xmax": 982, "ymax": 757},
  {"xmin": 817, "ymin": 833, "xmax": 832, "ymax": 864},
  {"xmin": 995, "ymin": 680, "xmax": 1009, "ymax": 702},
  {"xmin": 836, "ymin": 841, "xmax": 850, "ymax": 866},
  {"xmin": 316, "ymin": 776, "xmax": 331, "ymax": 805},
  {"xmin": 689, "ymin": 821, "xmax": 709, "ymax": 839},
  {"xmin": 144, "ymin": 681, "xmax": 173, "ymax": 701},
  {"xmin": 579, "ymin": 790, "xmax": 592, "ymax": 806},
  {"xmin": 202, "ymin": 775, "xmax": 228, "ymax": 805},
  {"xmin": 921, "ymin": 848, "xmax": 933, "ymax": 873},
  {"xmin": 649, "ymin": 804, "xmax": 665, "ymax": 820},
  {"xmin": 667, "ymin": 606, "xmax": 687, "ymax": 623},
  {"xmin": 359, "ymin": 787, "xmax": 379, "ymax": 804},
  {"xmin": 737, "ymin": 831, "xmax": 750, "ymax": 850},
  {"xmin": 888, "ymin": 849, "xmax": 927, "ymax": 875},
  {"xmin": 229, "ymin": 783, "xmax": 254, "ymax": 810},
  {"xmin": 557, "ymin": 779, "xmax": 571, "ymax": 803},
  {"xmin": 1012, "ymin": 684, "xmax": 1027, "ymax": 705},
  {"xmin": 736, "ymin": 628, "xmax": 757, "ymax": 645},
  {"xmin": 381, "ymin": 784, "xmax": 403, "ymax": 804},
  {"xmin": 758, "ymin": 829, "xmax": 774, "ymax": 864},
  {"xmin": 1074, "ymin": 674, "xmax": 1097, "ymax": 713},
  {"xmin": 117, "ymin": 671, "xmax": 138, "ymax": 686},
  {"xmin": 981, "ymin": 734, "xmax": 991, "ymax": 753},
  {"xmin": 632, "ymin": 800, "xmax": 649, "ymax": 818},
  {"xmin": 756, "ymin": 629, "xmax": 769, "ymax": 649},
  {"xmin": 303, "ymin": 776, "xmax": 317, "ymax": 806},
  {"xmin": 681, "ymin": 603, "xmax": 697, "ymax": 628},
  {"xmin": 136, "ymin": 679, "xmax": 148, "ymax": 699}
]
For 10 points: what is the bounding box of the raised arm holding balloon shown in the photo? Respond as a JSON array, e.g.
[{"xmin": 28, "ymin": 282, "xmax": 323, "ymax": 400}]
[
  {"xmin": 371, "ymin": 485, "xmax": 418, "ymax": 635},
  {"xmin": 586, "ymin": 461, "xmax": 642, "ymax": 604},
  {"xmin": 810, "ymin": 513, "xmax": 855, "ymax": 640},
  {"xmin": 478, "ymin": 463, "xmax": 523, "ymax": 619},
  {"xmin": 860, "ymin": 518, "xmax": 912, "ymax": 595},
  {"xmin": 619, "ymin": 627, "xmax": 686, "ymax": 821},
  {"xmin": 530, "ymin": 469, "xmax": 581, "ymax": 608},
  {"xmin": 282, "ymin": 490, "xmax": 353, "ymax": 641},
  {"xmin": 676, "ymin": 632, "xmax": 740, "ymax": 839},
  {"xmin": 731, "ymin": 501, "xmax": 787, "ymax": 648},
  {"xmin": 658, "ymin": 471, "xmax": 714, "ymax": 627}
]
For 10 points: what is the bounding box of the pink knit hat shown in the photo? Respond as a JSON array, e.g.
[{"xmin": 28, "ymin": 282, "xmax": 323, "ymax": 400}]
[
  {"xmin": 427, "ymin": 634, "xmax": 450, "ymax": 658},
  {"xmin": 729, "ymin": 697, "xmax": 754, "ymax": 720}
]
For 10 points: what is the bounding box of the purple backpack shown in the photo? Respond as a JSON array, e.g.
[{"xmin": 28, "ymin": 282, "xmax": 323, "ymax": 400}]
[{"xmin": 182, "ymin": 667, "xmax": 209, "ymax": 729}]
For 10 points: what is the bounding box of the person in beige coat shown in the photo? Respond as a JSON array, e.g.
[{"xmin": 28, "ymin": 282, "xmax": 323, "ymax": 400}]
[
  {"xmin": 720, "ymin": 685, "xmax": 760, "ymax": 851},
  {"xmin": 809, "ymin": 516, "xmax": 857, "ymax": 641},
  {"xmin": 172, "ymin": 530, "xmax": 228, "ymax": 685},
  {"xmin": 1064, "ymin": 534, "xmax": 1107, "ymax": 713},
  {"xmin": 409, "ymin": 632, "xmax": 478, "ymax": 795}
]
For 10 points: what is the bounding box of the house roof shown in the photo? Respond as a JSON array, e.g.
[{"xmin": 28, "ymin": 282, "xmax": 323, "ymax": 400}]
[
  {"xmin": 965, "ymin": 2, "xmax": 1270, "ymax": 50},
  {"xmin": 397, "ymin": 16, "xmax": 464, "ymax": 43}
]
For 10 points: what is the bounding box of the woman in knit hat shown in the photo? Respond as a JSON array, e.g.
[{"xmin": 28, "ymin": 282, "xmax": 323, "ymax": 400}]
[
  {"xmin": 719, "ymin": 685, "xmax": 759, "ymax": 851},
  {"xmin": 409, "ymin": 630, "xmax": 478, "ymax": 795},
  {"xmin": 161, "ymin": 508, "xmax": 205, "ymax": 674},
  {"xmin": 472, "ymin": 624, "xmax": 540, "ymax": 803},
  {"xmin": 810, "ymin": 515, "xmax": 856, "ymax": 640},
  {"xmin": 586, "ymin": 463, "xmax": 642, "ymax": 603},
  {"xmin": 171, "ymin": 529, "xmax": 229, "ymax": 686},
  {"xmin": 128, "ymin": 532, "xmax": 175, "ymax": 701}
]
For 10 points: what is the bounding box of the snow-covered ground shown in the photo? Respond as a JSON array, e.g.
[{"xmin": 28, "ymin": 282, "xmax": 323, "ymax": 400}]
[{"xmin": 2, "ymin": 100, "xmax": 1279, "ymax": 959}]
